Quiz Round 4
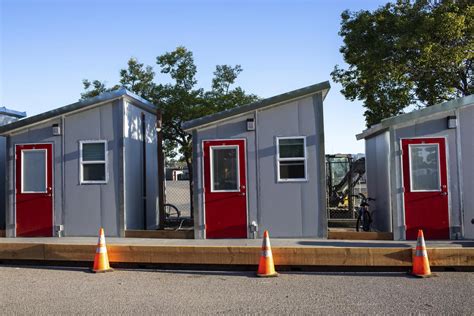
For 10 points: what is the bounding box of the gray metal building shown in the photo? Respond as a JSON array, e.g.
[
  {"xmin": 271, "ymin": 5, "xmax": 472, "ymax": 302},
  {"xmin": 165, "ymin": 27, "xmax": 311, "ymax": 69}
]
[
  {"xmin": 183, "ymin": 81, "xmax": 330, "ymax": 239},
  {"xmin": 0, "ymin": 89, "xmax": 160, "ymax": 237},
  {"xmin": 0, "ymin": 107, "xmax": 27, "ymax": 236},
  {"xmin": 357, "ymin": 95, "xmax": 474, "ymax": 241}
]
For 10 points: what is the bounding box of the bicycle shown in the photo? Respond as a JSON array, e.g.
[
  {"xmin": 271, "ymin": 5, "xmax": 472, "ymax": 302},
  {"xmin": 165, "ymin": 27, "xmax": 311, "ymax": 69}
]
[
  {"xmin": 164, "ymin": 203, "xmax": 181, "ymax": 221},
  {"xmin": 353, "ymin": 193, "xmax": 375, "ymax": 232}
]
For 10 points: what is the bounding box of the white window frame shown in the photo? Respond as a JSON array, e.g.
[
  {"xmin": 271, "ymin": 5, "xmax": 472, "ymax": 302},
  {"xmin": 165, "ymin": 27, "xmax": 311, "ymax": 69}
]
[
  {"xmin": 79, "ymin": 140, "xmax": 108, "ymax": 184},
  {"xmin": 210, "ymin": 145, "xmax": 240, "ymax": 193},
  {"xmin": 408, "ymin": 143, "xmax": 441, "ymax": 192},
  {"xmin": 276, "ymin": 136, "xmax": 307, "ymax": 182},
  {"xmin": 21, "ymin": 149, "xmax": 48, "ymax": 193}
]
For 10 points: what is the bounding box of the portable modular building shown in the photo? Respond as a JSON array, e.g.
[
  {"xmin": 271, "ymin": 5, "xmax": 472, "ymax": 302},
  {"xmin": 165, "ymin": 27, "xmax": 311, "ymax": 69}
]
[
  {"xmin": 357, "ymin": 95, "xmax": 474, "ymax": 240},
  {"xmin": 0, "ymin": 89, "xmax": 161, "ymax": 237},
  {"xmin": 183, "ymin": 81, "xmax": 330, "ymax": 239},
  {"xmin": 0, "ymin": 107, "xmax": 27, "ymax": 236}
]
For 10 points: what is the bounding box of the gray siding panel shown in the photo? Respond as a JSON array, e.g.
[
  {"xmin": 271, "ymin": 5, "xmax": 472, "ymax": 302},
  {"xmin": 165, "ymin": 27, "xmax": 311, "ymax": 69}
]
[
  {"xmin": 257, "ymin": 96, "xmax": 322, "ymax": 237},
  {"xmin": 365, "ymin": 132, "xmax": 391, "ymax": 232},
  {"xmin": 123, "ymin": 102, "xmax": 158, "ymax": 230},
  {"xmin": 0, "ymin": 114, "xmax": 21, "ymax": 230},
  {"xmin": 459, "ymin": 105, "xmax": 474, "ymax": 238},
  {"xmin": 64, "ymin": 101, "xmax": 120, "ymax": 236}
]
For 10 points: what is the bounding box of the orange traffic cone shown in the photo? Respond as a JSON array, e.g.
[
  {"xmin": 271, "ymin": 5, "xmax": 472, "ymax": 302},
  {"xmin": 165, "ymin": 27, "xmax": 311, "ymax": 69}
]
[
  {"xmin": 91, "ymin": 227, "xmax": 113, "ymax": 273},
  {"xmin": 257, "ymin": 230, "xmax": 278, "ymax": 277},
  {"xmin": 412, "ymin": 229, "xmax": 432, "ymax": 278}
]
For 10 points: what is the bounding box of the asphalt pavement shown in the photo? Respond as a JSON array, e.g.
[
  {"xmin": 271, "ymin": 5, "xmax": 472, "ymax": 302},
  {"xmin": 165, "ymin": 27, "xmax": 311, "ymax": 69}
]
[{"xmin": 0, "ymin": 265, "xmax": 472, "ymax": 314}]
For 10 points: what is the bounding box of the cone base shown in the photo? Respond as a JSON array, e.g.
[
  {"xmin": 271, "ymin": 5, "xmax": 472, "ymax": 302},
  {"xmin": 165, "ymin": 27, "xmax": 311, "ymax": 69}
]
[
  {"xmin": 91, "ymin": 268, "xmax": 114, "ymax": 273},
  {"xmin": 257, "ymin": 272, "xmax": 278, "ymax": 277},
  {"xmin": 412, "ymin": 272, "xmax": 435, "ymax": 278}
]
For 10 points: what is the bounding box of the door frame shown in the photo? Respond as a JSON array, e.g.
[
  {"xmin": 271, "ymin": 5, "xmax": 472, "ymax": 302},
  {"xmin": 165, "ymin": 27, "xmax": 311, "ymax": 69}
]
[
  {"xmin": 14, "ymin": 142, "xmax": 55, "ymax": 237},
  {"xmin": 201, "ymin": 138, "xmax": 249, "ymax": 239},
  {"xmin": 399, "ymin": 136, "xmax": 451, "ymax": 239}
]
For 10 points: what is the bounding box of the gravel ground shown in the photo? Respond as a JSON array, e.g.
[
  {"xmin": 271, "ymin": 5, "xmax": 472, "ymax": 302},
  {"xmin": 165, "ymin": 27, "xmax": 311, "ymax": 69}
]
[{"xmin": 0, "ymin": 266, "xmax": 472, "ymax": 314}]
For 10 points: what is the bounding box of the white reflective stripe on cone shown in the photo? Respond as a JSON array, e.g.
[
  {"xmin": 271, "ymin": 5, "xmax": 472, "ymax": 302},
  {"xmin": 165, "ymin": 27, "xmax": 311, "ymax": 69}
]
[
  {"xmin": 415, "ymin": 249, "xmax": 428, "ymax": 257},
  {"xmin": 263, "ymin": 237, "xmax": 271, "ymax": 248},
  {"xmin": 262, "ymin": 249, "xmax": 272, "ymax": 257},
  {"xmin": 96, "ymin": 246, "xmax": 107, "ymax": 254},
  {"xmin": 417, "ymin": 237, "xmax": 426, "ymax": 248}
]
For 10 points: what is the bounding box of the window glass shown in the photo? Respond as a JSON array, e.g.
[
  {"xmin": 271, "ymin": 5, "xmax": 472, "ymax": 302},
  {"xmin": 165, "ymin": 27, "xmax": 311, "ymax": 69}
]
[
  {"xmin": 82, "ymin": 143, "xmax": 105, "ymax": 161},
  {"xmin": 277, "ymin": 137, "xmax": 306, "ymax": 181},
  {"xmin": 81, "ymin": 141, "xmax": 107, "ymax": 183},
  {"xmin": 22, "ymin": 150, "xmax": 46, "ymax": 192},
  {"xmin": 279, "ymin": 161, "xmax": 305, "ymax": 179},
  {"xmin": 278, "ymin": 138, "xmax": 305, "ymax": 158},
  {"xmin": 212, "ymin": 147, "xmax": 238, "ymax": 191},
  {"xmin": 410, "ymin": 144, "xmax": 440, "ymax": 191},
  {"xmin": 83, "ymin": 164, "xmax": 106, "ymax": 181}
]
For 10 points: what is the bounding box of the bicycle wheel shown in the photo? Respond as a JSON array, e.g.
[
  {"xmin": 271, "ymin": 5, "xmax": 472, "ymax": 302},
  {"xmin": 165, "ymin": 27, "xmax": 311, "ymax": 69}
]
[
  {"xmin": 362, "ymin": 211, "xmax": 372, "ymax": 232},
  {"xmin": 356, "ymin": 214, "xmax": 362, "ymax": 232},
  {"xmin": 164, "ymin": 203, "xmax": 180, "ymax": 219}
]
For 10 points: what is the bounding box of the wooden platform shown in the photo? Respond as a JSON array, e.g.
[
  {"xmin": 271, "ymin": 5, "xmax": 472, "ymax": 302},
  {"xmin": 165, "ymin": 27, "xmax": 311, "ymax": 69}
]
[{"xmin": 0, "ymin": 241, "xmax": 472, "ymax": 267}]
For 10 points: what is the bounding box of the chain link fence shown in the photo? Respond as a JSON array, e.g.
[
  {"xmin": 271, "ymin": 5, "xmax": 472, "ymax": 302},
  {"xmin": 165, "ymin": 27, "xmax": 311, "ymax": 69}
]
[
  {"xmin": 326, "ymin": 155, "xmax": 367, "ymax": 220},
  {"xmin": 164, "ymin": 167, "xmax": 191, "ymax": 218}
]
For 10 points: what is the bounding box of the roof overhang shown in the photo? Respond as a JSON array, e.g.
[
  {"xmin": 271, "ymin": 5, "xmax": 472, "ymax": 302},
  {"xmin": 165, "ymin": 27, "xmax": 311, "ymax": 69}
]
[
  {"xmin": 356, "ymin": 95, "xmax": 474, "ymax": 140},
  {"xmin": 0, "ymin": 88, "xmax": 158, "ymax": 136},
  {"xmin": 182, "ymin": 81, "xmax": 330, "ymax": 132}
]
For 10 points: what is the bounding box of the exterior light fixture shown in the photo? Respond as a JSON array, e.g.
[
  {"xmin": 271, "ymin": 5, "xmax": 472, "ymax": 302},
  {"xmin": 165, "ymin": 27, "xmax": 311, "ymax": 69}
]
[
  {"xmin": 246, "ymin": 118, "xmax": 255, "ymax": 131},
  {"xmin": 52, "ymin": 123, "xmax": 61, "ymax": 136},
  {"xmin": 447, "ymin": 116, "xmax": 457, "ymax": 129}
]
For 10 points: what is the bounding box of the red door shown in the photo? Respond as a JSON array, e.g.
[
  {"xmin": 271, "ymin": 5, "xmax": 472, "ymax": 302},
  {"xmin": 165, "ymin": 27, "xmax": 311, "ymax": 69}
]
[
  {"xmin": 402, "ymin": 138, "xmax": 449, "ymax": 240},
  {"xmin": 16, "ymin": 144, "xmax": 53, "ymax": 237},
  {"xmin": 203, "ymin": 139, "xmax": 247, "ymax": 238}
]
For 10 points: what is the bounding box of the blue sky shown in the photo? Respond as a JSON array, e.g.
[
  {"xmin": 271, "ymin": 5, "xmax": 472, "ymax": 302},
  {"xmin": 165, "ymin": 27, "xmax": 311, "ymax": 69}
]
[{"xmin": 1, "ymin": 0, "xmax": 387, "ymax": 153}]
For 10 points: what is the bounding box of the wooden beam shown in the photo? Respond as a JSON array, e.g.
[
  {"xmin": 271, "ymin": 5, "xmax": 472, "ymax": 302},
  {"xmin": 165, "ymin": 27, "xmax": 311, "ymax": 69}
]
[{"xmin": 1, "ymin": 242, "xmax": 473, "ymax": 267}]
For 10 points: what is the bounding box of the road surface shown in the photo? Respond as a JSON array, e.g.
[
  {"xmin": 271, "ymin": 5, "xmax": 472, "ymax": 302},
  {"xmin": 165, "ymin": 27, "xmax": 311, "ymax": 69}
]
[{"xmin": 0, "ymin": 266, "xmax": 472, "ymax": 314}]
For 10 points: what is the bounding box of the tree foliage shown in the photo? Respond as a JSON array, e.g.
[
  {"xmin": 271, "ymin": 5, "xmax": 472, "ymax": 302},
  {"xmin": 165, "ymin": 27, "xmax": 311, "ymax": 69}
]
[
  {"xmin": 331, "ymin": 0, "xmax": 473, "ymax": 127},
  {"xmin": 80, "ymin": 46, "xmax": 259, "ymax": 213}
]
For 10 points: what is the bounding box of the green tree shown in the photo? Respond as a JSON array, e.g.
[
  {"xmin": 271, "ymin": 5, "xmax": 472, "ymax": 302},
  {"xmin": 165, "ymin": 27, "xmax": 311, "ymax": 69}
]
[
  {"xmin": 331, "ymin": 0, "xmax": 473, "ymax": 127},
  {"xmin": 81, "ymin": 46, "xmax": 259, "ymax": 215}
]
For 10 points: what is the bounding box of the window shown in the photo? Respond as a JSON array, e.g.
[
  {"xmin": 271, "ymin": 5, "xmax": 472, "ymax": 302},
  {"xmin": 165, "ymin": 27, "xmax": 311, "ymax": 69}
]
[
  {"xmin": 22, "ymin": 149, "xmax": 47, "ymax": 193},
  {"xmin": 80, "ymin": 140, "xmax": 107, "ymax": 184},
  {"xmin": 211, "ymin": 146, "xmax": 240, "ymax": 192},
  {"xmin": 276, "ymin": 137, "xmax": 307, "ymax": 181},
  {"xmin": 409, "ymin": 144, "xmax": 440, "ymax": 191}
]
